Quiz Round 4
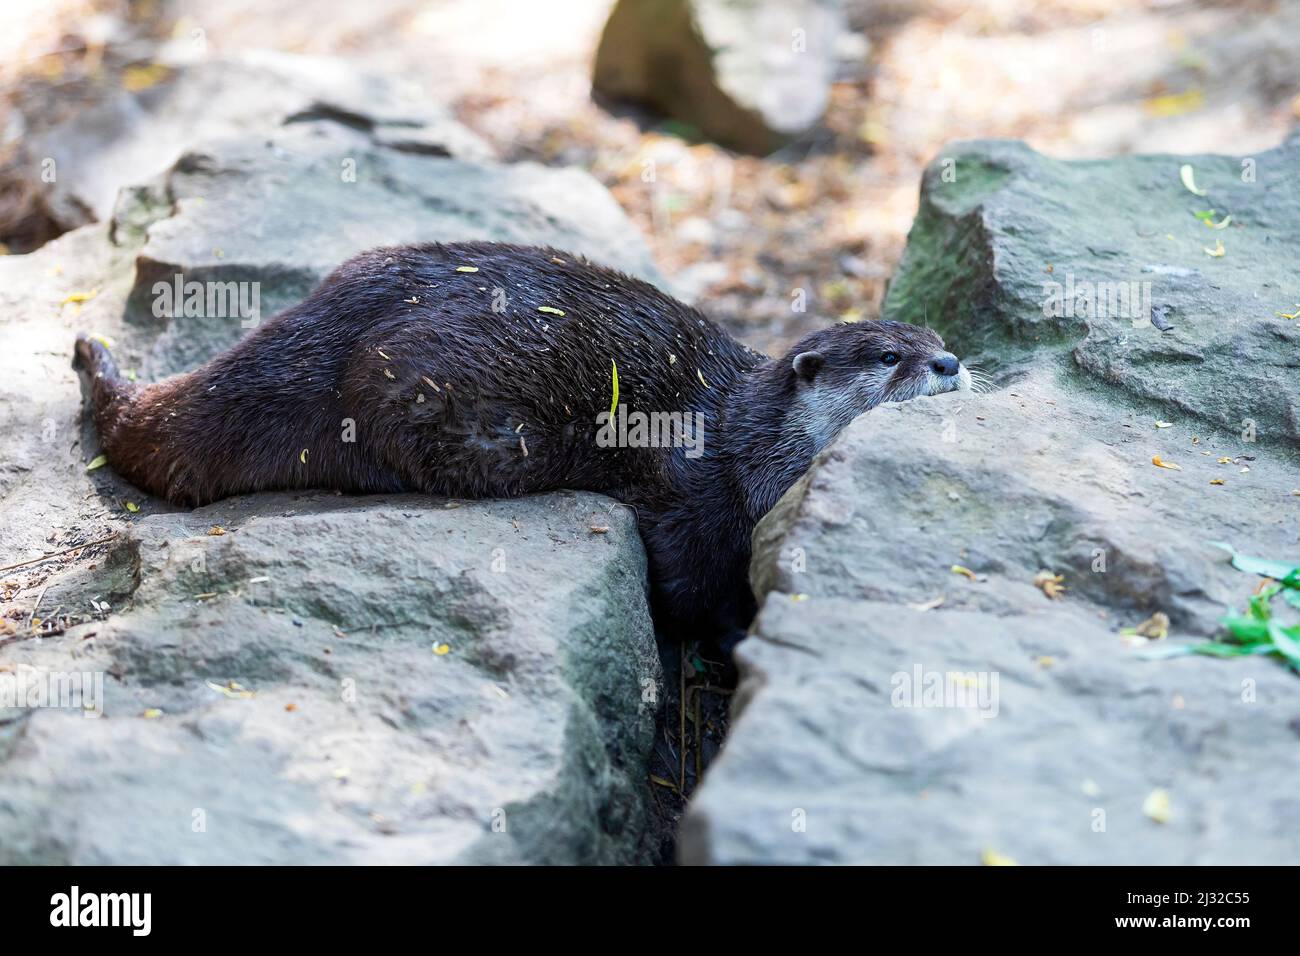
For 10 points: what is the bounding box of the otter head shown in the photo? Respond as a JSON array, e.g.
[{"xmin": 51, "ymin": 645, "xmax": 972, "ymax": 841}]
[{"xmin": 785, "ymin": 319, "xmax": 969, "ymax": 446}]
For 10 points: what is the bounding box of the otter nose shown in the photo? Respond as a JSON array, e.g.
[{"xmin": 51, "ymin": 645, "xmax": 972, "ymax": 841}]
[{"xmin": 930, "ymin": 353, "xmax": 959, "ymax": 376}]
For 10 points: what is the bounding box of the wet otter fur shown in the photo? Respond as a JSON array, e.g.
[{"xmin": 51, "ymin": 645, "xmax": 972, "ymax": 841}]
[{"xmin": 75, "ymin": 241, "xmax": 967, "ymax": 647}]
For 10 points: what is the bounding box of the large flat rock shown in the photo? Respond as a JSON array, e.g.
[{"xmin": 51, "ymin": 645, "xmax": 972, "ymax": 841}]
[
  {"xmin": 683, "ymin": 376, "xmax": 1300, "ymax": 864},
  {"xmin": 682, "ymin": 134, "xmax": 1300, "ymax": 865},
  {"xmin": 1, "ymin": 491, "xmax": 659, "ymax": 865},
  {"xmin": 881, "ymin": 134, "xmax": 1300, "ymax": 450}
]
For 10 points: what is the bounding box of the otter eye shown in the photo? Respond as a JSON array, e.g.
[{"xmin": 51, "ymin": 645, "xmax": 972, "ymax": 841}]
[{"xmin": 881, "ymin": 352, "xmax": 900, "ymax": 366}]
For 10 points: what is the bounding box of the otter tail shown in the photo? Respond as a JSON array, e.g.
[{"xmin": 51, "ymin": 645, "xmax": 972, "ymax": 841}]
[{"xmin": 73, "ymin": 333, "xmax": 141, "ymax": 462}]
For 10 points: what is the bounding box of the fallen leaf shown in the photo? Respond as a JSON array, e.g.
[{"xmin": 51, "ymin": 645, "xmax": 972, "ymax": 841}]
[
  {"xmin": 951, "ymin": 565, "xmax": 978, "ymax": 581},
  {"xmin": 85, "ymin": 454, "xmax": 108, "ymax": 471},
  {"xmin": 1152, "ymin": 456, "xmax": 1181, "ymax": 470},
  {"xmin": 1179, "ymin": 163, "xmax": 1207, "ymax": 196},
  {"xmin": 208, "ymin": 525, "xmax": 226, "ymax": 536},
  {"xmin": 61, "ymin": 288, "xmax": 99, "ymax": 305},
  {"xmin": 1209, "ymin": 478, "xmax": 1225, "ymax": 486},
  {"xmin": 1143, "ymin": 788, "xmax": 1171, "ymax": 824},
  {"xmin": 908, "ymin": 595, "xmax": 945, "ymax": 612},
  {"xmin": 538, "ymin": 306, "xmax": 566, "ymax": 316},
  {"xmin": 456, "ymin": 266, "xmax": 479, "ymax": 273},
  {"xmin": 1147, "ymin": 89, "xmax": 1203, "ymax": 117},
  {"xmin": 981, "ymin": 848, "xmax": 1019, "ymax": 866},
  {"xmin": 1033, "ymin": 570, "xmax": 1066, "ymax": 599},
  {"xmin": 609, "ymin": 360, "xmax": 619, "ymax": 417},
  {"xmin": 299, "ymin": 448, "xmax": 309, "ymax": 464},
  {"xmin": 1134, "ymin": 612, "xmax": 1170, "ymax": 640},
  {"xmin": 432, "ymin": 643, "xmax": 451, "ymax": 655},
  {"xmin": 122, "ymin": 63, "xmax": 170, "ymax": 92},
  {"xmin": 205, "ymin": 680, "xmax": 255, "ymax": 699},
  {"xmin": 142, "ymin": 708, "xmax": 163, "ymax": 719},
  {"xmin": 1154, "ymin": 421, "xmax": 1174, "ymax": 429},
  {"xmin": 124, "ymin": 501, "xmax": 140, "ymax": 513},
  {"xmin": 1204, "ymin": 238, "xmax": 1225, "ymax": 257}
]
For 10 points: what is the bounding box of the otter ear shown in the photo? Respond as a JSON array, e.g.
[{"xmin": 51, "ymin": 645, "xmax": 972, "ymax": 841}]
[{"xmin": 792, "ymin": 351, "xmax": 824, "ymax": 383}]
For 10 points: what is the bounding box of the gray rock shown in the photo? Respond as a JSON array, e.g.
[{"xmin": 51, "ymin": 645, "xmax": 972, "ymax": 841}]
[
  {"xmin": 0, "ymin": 60, "xmax": 668, "ymax": 864},
  {"xmin": 22, "ymin": 51, "xmax": 493, "ymax": 231},
  {"xmin": 683, "ymin": 378, "xmax": 1300, "ymax": 864},
  {"xmin": 881, "ymin": 135, "xmax": 1300, "ymax": 450},
  {"xmin": 682, "ymin": 134, "xmax": 1300, "ymax": 864},
  {"xmin": 119, "ymin": 121, "xmax": 667, "ymax": 376},
  {"xmin": 593, "ymin": 0, "xmax": 849, "ymax": 154},
  {"xmin": 0, "ymin": 492, "xmax": 661, "ymax": 865}
]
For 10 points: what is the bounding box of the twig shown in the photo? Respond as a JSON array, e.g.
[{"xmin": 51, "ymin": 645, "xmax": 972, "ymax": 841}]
[
  {"xmin": 26, "ymin": 583, "xmax": 50, "ymax": 628},
  {"xmin": 0, "ymin": 533, "xmax": 119, "ymax": 575}
]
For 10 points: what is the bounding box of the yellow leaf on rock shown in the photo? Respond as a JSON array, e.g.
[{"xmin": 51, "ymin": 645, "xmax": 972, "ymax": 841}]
[
  {"xmin": 1033, "ymin": 570, "xmax": 1067, "ymax": 599},
  {"xmin": 1134, "ymin": 612, "xmax": 1169, "ymax": 640},
  {"xmin": 1143, "ymin": 788, "xmax": 1172, "ymax": 824},
  {"xmin": 981, "ymin": 848, "xmax": 1019, "ymax": 866},
  {"xmin": 61, "ymin": 288, "xmax": 99, "ymax": 305},
  {"xmin": 1152, "ymin": 456, "xmax": 1181, "ymax": 470}
]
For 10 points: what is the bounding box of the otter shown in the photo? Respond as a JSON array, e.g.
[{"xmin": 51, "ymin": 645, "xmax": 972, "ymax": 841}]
[{"xmin": 75, "ymin": 241, "xmax": 968, "ymax": 650}]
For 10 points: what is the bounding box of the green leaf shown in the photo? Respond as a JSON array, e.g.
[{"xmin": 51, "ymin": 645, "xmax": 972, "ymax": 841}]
[
  {"xmin": 1267, "ymin": 622, "xmax": 1300, "ymax": 666},
  {"xmin": 1210, "ymin": 541, "xmax": 1300, "ymax": 581},
  {"xmin": 85, "ymin": 454, "xmax": 108, "ymax": 471}
]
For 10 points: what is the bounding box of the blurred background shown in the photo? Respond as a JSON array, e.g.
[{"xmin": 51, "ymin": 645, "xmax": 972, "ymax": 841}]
[{"xmin": 2, "ymin": 0, "xmax": 1298, "ymax": 357}]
